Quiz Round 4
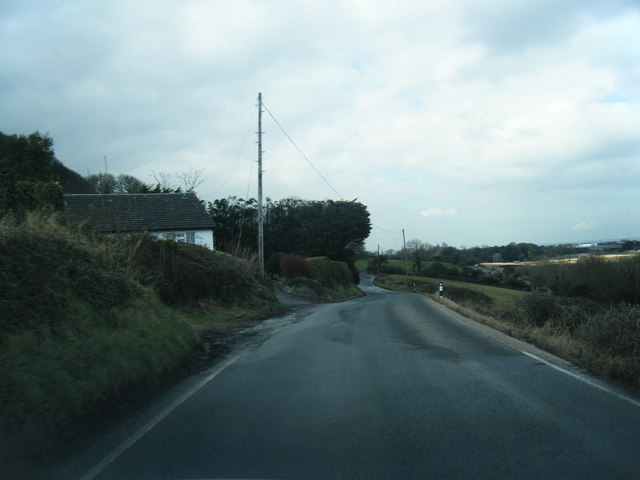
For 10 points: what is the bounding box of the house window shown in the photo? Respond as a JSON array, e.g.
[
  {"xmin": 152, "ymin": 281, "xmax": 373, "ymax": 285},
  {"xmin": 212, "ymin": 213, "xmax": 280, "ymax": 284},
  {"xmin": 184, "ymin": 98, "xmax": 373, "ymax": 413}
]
[{"xmin": 161, "ymin": 232, "xmax": 196, "ymax": 244}]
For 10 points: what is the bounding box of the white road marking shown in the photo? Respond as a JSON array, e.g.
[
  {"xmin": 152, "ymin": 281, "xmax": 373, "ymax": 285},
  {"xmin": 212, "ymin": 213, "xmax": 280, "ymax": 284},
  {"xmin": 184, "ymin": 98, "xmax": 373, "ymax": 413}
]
[
  {"xmin": 519, "ymin": 350, "xmax": 640, "ymax": 409},
  {"xmin": 79, "ymin": 354, "xmax": 241, "ymax": 480},
  {"xmin": 424, "ymin": 295, "xmax": 640, "ymax": 409}
]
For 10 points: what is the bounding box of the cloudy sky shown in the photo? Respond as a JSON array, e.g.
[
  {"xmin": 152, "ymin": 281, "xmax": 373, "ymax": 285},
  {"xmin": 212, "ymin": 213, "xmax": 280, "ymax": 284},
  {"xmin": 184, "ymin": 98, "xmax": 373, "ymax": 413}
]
[{"xmin": 2, "ymin": 0, "xmax": 639, "ymax": 251}]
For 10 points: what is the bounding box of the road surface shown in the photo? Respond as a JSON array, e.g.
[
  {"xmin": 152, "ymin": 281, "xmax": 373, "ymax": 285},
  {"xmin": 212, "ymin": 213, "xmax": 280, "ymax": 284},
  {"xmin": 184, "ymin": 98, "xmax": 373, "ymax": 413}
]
[{"xmin": 41, "ymin": 276, "xmax": 640, "ymax": 479}]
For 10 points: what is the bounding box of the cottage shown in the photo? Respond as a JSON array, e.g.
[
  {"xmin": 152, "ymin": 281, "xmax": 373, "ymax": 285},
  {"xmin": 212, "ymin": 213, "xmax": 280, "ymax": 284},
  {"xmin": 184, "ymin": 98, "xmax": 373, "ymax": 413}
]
[{"xmin": 63, "ymin": 192, "xmax": 215, "ymax": 249}]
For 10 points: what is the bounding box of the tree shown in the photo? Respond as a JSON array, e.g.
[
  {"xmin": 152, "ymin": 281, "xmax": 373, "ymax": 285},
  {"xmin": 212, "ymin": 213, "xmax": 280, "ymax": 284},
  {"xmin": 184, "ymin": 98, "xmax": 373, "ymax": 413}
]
[
  {"xmin": 406, "ymin": 239, "xmax": 424, "ymax": 272},
  {"xmin": 208, "ymin": 196, "xmax": 372, "ymax": 282},
  {"xmin": 367, "ymin": 255, "xmax": 388, "ymax": 274},
  {"xmin": 85, "ymin": 172, "xmax": 149, "ymax": 194},
  {"xmin": 0, "ymin": 131, "xmax": 56, "ymax": 183},
  {"xmin": 151, "ymin": 168, "xmax": 205, "ymax": 193},
  {"xmin": 114, "ymin": 174, "xmax": 147, "ymax": 193},
  {"xmin": 86, "ymin": 173, "xmax": 117, "ymax": 194},
  {"xmin": 175, "ymin": 168, "xmax": 205, "ymax": 192},
  {"xmin": 265, "ymin": 198, "xmax": 371, "ymax": 282},
  {"xmin": 207, "ymin": 197, "xmax": 258, "ymax": 255},
  {"xmin": 0, "ymin": 131, "xmax": 64, "ymax": 215}
]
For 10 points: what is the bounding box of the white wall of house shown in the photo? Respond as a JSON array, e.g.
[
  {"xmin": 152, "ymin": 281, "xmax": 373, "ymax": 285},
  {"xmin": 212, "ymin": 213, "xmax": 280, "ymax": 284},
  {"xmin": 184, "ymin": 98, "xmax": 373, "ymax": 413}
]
[{"xmin": 153, "ymin": 229, "xmax": 215, "ymax": 250}]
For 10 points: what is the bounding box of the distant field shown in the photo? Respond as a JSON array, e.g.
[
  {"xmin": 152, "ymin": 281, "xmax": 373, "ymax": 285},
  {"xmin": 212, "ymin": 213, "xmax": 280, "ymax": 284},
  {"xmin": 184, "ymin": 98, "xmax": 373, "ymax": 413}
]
[
  {"xmin": 355, "ymin": 258, "xmax": 457, "ymax": 271},
  {"xmin": 355, "ymin": 258, "xmax": 368, "ymax": 271},
  {"xmin": 373, "ymin": 274, "xmax": 529, "ymax": 309},
  {"xmin": 482, "ymin": 250, "xmax": 640, "ymax": 268}
]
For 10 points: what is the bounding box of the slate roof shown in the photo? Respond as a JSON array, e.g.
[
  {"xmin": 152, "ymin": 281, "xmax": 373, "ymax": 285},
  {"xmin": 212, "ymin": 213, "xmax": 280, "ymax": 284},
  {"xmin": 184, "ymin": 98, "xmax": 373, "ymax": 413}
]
[{"xmin": 63, "ymin": 193, "xmax": 214, "ymax": 232}]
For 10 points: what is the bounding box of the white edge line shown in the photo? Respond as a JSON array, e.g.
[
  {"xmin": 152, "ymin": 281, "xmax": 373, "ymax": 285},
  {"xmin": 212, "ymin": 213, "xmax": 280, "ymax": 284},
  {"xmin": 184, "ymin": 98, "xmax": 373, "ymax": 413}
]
[
  {"xmin": 79, "ymin": 354, "xmax": 241, "ymax": 480},
  {"xmin": 520, "ymin": 350, "xmax": 640, "ymax": 409},
  {"xmin": 426, "ymin": 297, "xmax": 640, "ymax": 410}
]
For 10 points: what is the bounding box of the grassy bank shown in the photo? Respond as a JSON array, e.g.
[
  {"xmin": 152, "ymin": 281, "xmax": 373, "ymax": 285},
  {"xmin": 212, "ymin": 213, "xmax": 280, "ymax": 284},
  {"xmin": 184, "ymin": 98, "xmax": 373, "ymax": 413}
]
[
  {"xmin": 374, "ymin": 273, "xmax": 640, "ymax": 390},
  {"xmin": 0, "ymin": 213, "xmax": 286, "ymax": 460},
  {"xmin": 0, "ymin": 294, "xmax": 197, "ymax": 456}
]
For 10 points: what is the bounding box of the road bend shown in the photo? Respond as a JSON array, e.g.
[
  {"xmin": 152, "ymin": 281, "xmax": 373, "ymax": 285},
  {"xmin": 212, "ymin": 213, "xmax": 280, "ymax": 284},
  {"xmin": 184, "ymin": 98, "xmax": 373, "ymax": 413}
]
[{"xmin": 42, "ymin": 277, "xmax": 640, "ymax": 479}]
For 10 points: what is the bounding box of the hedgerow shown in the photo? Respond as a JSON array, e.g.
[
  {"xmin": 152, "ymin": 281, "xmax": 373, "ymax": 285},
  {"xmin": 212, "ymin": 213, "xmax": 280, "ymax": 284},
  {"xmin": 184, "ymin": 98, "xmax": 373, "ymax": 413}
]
[{"xmin": 0, "ymin": 212, "xmax": 280, "ymax": 459}]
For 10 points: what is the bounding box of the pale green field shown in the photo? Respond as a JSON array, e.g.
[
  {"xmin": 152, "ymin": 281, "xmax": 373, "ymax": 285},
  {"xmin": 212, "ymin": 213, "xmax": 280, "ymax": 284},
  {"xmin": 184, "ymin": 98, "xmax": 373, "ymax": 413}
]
[{"xmin": 373, "ymin": 273, "xmax": 529, "ymax": 310}]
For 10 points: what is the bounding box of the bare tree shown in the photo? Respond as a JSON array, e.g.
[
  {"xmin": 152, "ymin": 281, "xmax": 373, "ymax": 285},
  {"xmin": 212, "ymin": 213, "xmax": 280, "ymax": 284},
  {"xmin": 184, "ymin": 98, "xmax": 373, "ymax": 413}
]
[
  {"xmin": 176, "ymin": 167, "xmax": 205, "ymax": 192},
  {"xmin": 151, "ymin": 168, "xmax": 205, "ymax": 193},
  {"xmin": 151, "ymin": 171, "xmax": 176, "ymax": 191}
]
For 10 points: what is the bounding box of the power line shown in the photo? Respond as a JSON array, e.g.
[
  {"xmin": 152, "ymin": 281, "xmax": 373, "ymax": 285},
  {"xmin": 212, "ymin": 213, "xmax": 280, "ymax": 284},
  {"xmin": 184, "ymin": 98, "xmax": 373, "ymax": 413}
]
[
  {"xmin": 262, "ymin": 103, "xmax": 343, "ymax": 200},
  {"xmin": 208, "ymin": 103, "xmax": 257, "ymax": 198},
  {"xmin": 372, "ymin": 224, "xmax": 402, "ymax": 234}
]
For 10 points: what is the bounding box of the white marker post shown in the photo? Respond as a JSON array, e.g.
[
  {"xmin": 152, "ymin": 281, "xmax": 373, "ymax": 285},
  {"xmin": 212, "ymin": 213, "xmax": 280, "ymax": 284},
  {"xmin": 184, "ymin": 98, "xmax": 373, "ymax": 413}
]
[{"xmin": 439, "ymin": 282, "xmax": 444, "ymax": 300}]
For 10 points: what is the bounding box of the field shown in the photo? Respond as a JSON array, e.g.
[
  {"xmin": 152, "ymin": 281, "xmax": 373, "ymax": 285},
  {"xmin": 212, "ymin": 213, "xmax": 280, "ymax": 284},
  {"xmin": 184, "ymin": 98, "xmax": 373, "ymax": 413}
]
[
  {"xmin": 356, "ymin": 258, "xmax": 529, "ymax": 309},
  {"xmin": 373, "ymin": 273, "xmax": 529, "ymax": 309},
  {"xmin": 481, "ymin": 250, "xmax": 640, "ymax": 269},
  {"xmin": 355, "ymin": 258, "xmax": 459, "ymax": 272}
]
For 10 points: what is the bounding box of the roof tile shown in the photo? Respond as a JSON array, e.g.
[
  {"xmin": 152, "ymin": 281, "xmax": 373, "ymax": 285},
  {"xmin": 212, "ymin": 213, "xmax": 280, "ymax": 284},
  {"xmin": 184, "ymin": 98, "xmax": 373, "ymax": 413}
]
[{"xmin": 63, "ymin": 193, "xmax": 214, "ymax": 232}]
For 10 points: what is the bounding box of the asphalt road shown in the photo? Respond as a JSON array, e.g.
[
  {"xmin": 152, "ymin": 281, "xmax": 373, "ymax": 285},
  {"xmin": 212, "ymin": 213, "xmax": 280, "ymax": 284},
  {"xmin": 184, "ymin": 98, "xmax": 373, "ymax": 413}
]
[{"xmin": 43, "ymin": 277, "xmax": 640, "ymax": 479}]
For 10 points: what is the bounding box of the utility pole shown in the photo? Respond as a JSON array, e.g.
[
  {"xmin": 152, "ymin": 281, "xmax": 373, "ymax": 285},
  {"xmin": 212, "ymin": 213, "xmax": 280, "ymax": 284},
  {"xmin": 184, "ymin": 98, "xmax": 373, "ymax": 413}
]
[
  {"xmin": 257, "ymin": 92, "xmax": 265, "ymax": 275},
  {"xmin": 402, "ymin": 228, "xmax": 409, "ymax": 285}
]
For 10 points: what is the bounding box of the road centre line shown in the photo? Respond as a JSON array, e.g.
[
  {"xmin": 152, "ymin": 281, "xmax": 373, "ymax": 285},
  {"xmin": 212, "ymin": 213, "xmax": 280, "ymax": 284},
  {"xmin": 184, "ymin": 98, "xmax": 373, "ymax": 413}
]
[{"xmin": 79, "ymin": 354, "xmax": 242, "ymax": 480}]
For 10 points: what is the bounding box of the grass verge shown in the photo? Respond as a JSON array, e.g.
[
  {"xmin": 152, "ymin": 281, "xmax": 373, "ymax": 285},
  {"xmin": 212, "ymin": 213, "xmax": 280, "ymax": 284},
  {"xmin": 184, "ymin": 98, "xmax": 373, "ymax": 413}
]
[{"xmin": 0, "ymin": 292, "xmax": 198, "ymax": 458}]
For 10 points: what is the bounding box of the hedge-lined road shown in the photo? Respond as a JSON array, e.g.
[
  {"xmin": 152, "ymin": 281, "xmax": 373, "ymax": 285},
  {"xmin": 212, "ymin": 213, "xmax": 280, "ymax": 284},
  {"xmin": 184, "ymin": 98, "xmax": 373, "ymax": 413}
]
[{"xmin": 50, "ymin": 276, "xmax": 640, "ymax": 479}]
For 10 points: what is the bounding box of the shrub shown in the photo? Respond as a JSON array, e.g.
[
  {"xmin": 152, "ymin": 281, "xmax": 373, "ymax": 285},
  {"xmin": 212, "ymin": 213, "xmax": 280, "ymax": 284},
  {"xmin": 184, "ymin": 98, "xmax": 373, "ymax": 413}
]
[
  {"xmin": 280, "ymin": 253, "xmax": 312, "ymax": 280},
  {"xmin": 513, "ymin": 294, "xmax": 562, "ymax": 328},
  {"xmin": 367, "ymin": 256, "xmax": 387, "ymax": 273},
  {"xmin": 0, "ymin": 217, "xmax": 138, "ymax": 332},
  {"xmin": 521, "ymin": 255, "xmax": 640, "ymax": 304},
  {"xmin": 578, "ymin": 303, "xmax": 640, "ymax": 358},
  {"xmin": 381, "ymin": 264, "xmax": 407, "ymax": 275},
  {"xmin": 308, "ymin": 257, "xmax": 353, "ymax": 288},
  {"xmin": 443, "ymin": 285, "xmax": 493, "ymax": 315},
  {"xmin": 266, "ymin": 252, "xmax": 284, "ymax": 276},
  {"xmin": 130, "ymin": 234, "xmax": 258, "ymax": 306}
]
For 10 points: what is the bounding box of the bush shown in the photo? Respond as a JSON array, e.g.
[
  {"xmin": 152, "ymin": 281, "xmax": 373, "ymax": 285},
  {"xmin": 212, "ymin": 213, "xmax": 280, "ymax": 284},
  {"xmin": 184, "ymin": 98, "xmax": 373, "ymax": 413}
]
[
  {"xmin": 308, "ymin": 257, "xmax": 353, "ymax": 288},
  {"xmin": 513, "ymin": 294, "xmax": 563, "ymax": 327},
  {"xmin": 444, "ymin": 285, "xmax": 493, "ymax": 315},
  {"xmin": 521, "ymin": 255, "xmax": 640, "ymax": 304},
  {"xmin": 381, "ymin": 264, "xmax": 407, "ymax": 275},
  {"xmin": 266, "ymin": 252, "xmax": 284, "ymax": 276},
  {"xmin": 280, "ymin": 253, "xmax": 312, "ymax": 280},
  {"xmin": 509, "ymin": 294, "xmax": 599, "ymax": 331},
  {"xmin": 578, "ymin": 303, "xmax": 640, "ymax": 358},
  {"xmin": 130, "ymin": 234, "xmax": 260, "ymax": 306},
  {"xmin": 0, "ymin": 216, "xmax": 138, "ymax": 332}
]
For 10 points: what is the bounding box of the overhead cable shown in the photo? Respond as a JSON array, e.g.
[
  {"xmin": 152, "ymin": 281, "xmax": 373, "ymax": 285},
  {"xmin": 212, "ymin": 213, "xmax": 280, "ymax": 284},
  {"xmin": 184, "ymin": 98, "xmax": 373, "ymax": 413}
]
[{"xmin": 263, "ymin": 103, "xmax": 343, "ymax": 200}]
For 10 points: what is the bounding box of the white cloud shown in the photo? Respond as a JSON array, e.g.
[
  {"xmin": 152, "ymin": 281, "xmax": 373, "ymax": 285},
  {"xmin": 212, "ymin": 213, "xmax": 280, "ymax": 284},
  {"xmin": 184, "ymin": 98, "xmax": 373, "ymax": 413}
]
[
  {"xmin": 1, "ymin": 0, "xmax": 639, "ymax": 249},
  {"xmin": 573, "ymin": 221, "xmax": 597, "ymax": 232},
  {"xmin": 420, "ymin": 207, "xmax": 459, "ymax": 218}
]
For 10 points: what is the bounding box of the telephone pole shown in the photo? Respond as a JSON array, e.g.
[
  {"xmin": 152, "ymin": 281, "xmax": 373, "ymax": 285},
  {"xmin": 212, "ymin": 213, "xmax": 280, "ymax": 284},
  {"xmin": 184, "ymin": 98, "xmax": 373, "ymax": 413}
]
[
  {"xmin": 257, "ymin": 92, "xmax": 265, "ymax": 275},
  {"xmin": 402, "ymin": 228, "xmax": 409, "ymax": 284}
]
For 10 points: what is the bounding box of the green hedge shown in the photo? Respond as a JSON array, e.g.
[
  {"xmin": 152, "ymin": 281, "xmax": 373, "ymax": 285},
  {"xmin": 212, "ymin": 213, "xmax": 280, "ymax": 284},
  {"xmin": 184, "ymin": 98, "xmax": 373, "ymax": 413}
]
[{"xmin": 308, "ymin": 256, "xmax": 353, "ymax": 288}]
